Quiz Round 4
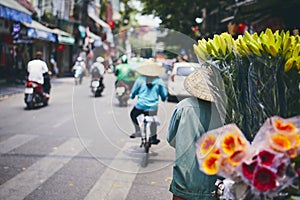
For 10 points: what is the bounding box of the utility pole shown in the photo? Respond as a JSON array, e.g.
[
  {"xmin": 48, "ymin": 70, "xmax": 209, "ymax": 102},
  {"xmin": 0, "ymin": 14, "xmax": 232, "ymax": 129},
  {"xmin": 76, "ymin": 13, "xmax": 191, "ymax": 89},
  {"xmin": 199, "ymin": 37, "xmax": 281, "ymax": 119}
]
[{"xmin": 82, "ymin": 0, "xmax": 90, "ymax": 26}]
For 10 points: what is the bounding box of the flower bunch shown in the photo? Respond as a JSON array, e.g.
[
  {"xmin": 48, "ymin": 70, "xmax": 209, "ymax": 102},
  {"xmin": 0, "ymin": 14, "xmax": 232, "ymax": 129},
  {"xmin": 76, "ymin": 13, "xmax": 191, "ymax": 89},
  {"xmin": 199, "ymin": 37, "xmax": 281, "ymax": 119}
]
[
  {"xmin": 196, "ymin": 115, "xmax": 300, "ymax": 199},
  {"xmin": 193, "ymin": 29, "xmax": 300, "ymax": 140},
  {"xmin": 240, "ymin": 148, "xmax": 293, "ymax": 195},
  {"xmin": 196, "ymin": 124, "xmax": 250, "ymax": 178},
  {"xmin": 193, "ymin": 28, "xmax": 300, "ymax": 73}
]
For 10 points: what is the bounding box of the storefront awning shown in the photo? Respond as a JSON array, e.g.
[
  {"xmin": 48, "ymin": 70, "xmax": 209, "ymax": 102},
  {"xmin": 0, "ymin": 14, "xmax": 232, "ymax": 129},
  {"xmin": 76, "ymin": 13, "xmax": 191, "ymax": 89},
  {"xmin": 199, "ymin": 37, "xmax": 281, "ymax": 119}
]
[
  {"xmin": 87, "ymin": 4, "xmax": 110, "ymax": 30},
  {"xmin": 88, "ymin": 12, "xmax": 110, "ymax": 30},
  {"xmin": 0, "ymin": 0, "xmax": 32, "ymax": 23},
  {"xmin": 51, "ymin": 28, "xmax": 75, "ymax": 45},
  {"xmin": 23, "ymin": 20, "xmax": 56, "ymax": 42},
  {"xmin": 23, "ymin": 20, "xmax": 77, "ymax": 44},
  {"xmin": 87, "ymin": 4, "xmax": 114, "ymax": 45},
  {"xmin": 88, "ymin": 12, "xmax": 114, "ymax": 45}
]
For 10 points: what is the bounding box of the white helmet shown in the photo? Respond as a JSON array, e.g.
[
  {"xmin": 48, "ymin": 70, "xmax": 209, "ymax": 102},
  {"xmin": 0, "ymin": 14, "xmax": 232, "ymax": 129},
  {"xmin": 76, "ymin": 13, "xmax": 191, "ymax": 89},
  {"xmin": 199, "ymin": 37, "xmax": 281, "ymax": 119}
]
[
  {"xmin": 96, "ymin": 56, "xmax": 104, "ymax": 63},
  {"xmin": 121, "ymin": 55, "xmax": 128, "ymax": 63},
  {"xmin": 77, "ymin": 56, "xmax": 83, "ymax": 61}
]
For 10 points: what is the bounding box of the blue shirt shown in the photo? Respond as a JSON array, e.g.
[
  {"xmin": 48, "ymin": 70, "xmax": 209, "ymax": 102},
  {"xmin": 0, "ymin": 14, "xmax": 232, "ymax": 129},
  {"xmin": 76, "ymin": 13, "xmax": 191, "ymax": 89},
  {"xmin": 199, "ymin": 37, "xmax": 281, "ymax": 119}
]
[{"xmin": 130, "ymin": 76, "xmax": 168, "ymax": 111}]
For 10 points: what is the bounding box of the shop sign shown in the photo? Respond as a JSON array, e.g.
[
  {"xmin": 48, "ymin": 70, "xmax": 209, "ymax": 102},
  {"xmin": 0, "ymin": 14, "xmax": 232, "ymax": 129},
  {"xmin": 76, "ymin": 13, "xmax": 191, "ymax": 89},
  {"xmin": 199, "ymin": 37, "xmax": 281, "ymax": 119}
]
[
  {"xmin": 27, "ymin": 28, "xmax": 56, "ymax": 42},
  {"xmin": 11, "ymin": 23, "xmax": 21, "ymax": 39},
  {"xmin": 58, "ymin": 35, "xmax": 75, "ymax": 45}
]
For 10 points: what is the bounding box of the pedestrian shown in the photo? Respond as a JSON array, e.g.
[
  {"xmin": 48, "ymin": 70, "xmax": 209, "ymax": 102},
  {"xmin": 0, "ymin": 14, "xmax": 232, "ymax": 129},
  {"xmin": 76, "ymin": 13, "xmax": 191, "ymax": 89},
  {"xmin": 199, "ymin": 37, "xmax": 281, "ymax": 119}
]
[
  {"xmin": 50, "ymin": 53, "xmax": 58, "ymax": 77},
  {"xmin": 167, "ymin": 69, "xmax": 224, "ymax": 200},
  {"xmin": 129, "ymin": 59, "xmax": 168, "ymax": 145}
]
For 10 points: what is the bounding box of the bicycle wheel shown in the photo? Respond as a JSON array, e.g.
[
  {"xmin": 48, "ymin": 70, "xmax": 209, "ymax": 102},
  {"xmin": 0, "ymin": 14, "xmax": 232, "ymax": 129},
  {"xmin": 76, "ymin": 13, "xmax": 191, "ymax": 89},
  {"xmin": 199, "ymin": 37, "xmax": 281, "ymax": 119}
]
[
  {"xmin": 141, "ymin": 152, "xmax": 149, "ymax": 168},
  {"xmin": 142, "ymin": 141, "xmax": 151, "ymax": 167},
  {"xmin": 144, "ymin": 142, "xmax": 151, "ymax": 153}
]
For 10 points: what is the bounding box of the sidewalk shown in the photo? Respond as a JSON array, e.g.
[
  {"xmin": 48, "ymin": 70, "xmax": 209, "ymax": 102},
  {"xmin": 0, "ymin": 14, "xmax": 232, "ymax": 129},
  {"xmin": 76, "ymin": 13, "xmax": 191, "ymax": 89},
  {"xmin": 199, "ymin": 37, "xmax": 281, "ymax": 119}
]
[{"xmin": 0, "ymin": 77, "xmax": 74, "ymax": 100}]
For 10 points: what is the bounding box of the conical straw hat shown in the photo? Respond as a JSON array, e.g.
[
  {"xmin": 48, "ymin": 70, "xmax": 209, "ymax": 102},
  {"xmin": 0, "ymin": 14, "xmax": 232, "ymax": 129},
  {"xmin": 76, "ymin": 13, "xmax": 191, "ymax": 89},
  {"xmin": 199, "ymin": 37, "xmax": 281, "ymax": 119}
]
[
  {"xmin": 184, "ymin": 69, "xmax": 214, "ymax": 102},
  {"xmin": 135, "ymin": 60, "xmax": 164, "ymax": 77}
]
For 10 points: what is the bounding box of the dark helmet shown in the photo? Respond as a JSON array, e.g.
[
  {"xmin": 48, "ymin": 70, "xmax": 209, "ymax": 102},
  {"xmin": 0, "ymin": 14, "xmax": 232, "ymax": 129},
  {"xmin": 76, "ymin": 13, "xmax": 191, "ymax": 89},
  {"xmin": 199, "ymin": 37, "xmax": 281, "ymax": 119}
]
[
  {"xmin": 36, "ymin": 51, "xmax": 43, "ymax": 56},
  {"xmin": 121, "ymin": 55, "xmax": 128, "ymax": 64},
  {"xmin": 36, "ymin": 51, "xmax": 43, "ymax": 59}
]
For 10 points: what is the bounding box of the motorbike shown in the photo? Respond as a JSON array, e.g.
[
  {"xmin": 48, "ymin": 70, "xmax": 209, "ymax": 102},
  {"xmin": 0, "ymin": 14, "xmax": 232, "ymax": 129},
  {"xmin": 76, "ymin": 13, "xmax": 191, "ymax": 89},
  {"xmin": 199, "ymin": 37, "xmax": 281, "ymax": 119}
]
[
  {"xmin": 24, "ymin": 80, "xmax": 49, "ymax": 109},
  {"xmin": 115, "ymin": 80, "xmax": 131, "ymax": 106},
  {"xmin": 90, "ymin": 76, "xmax": 105, "ymax": 97}
]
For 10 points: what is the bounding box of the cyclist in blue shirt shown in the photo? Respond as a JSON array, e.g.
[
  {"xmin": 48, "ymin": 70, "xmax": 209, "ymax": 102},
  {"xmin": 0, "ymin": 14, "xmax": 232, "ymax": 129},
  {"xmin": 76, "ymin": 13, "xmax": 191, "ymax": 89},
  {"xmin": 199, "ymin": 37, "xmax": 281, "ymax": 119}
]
[{"xmin": 129, "ymin": 59, "xmax": 168, "ymax": 145}]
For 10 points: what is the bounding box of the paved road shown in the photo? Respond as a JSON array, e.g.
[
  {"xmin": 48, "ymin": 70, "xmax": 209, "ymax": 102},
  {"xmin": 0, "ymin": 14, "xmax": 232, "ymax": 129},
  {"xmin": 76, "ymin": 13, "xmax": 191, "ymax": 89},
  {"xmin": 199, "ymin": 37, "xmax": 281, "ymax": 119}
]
[
  {"xmin": 0, "ymin": 77, "xmax": 73, "ymax": 100},
  {"xmin": 0, "ymin": 73, "xmax": 177, "ymax": 200}
]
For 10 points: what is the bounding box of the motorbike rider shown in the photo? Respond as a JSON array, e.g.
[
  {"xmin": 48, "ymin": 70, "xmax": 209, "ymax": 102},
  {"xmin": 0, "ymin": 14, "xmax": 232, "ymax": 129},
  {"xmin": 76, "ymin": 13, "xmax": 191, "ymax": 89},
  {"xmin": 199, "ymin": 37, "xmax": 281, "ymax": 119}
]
[
  {"xmin": 27, "ymin": 51, "xmax": 51, "ymax": 96},
  {"xmin": 90, "ymin": 56, "xmax": 105, "ymax": 86},
  {"xmin": 72, "ymin": 56, "xmax": 86, "ymax": 84},
  {"xmin": 129, "ymin": 59, "xmax": 168, "ymax": 145},
  {"xmin": 114, "ymin": 55, "xmax": 136, "ymax": 91}
]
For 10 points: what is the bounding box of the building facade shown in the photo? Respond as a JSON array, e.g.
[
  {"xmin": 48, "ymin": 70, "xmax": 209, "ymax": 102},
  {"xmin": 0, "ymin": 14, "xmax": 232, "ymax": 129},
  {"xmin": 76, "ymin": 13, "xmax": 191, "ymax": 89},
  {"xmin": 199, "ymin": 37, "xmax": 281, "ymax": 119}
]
[{"xmin": 0, "ymin": 0, "xmax": 114, "ymax": 82}]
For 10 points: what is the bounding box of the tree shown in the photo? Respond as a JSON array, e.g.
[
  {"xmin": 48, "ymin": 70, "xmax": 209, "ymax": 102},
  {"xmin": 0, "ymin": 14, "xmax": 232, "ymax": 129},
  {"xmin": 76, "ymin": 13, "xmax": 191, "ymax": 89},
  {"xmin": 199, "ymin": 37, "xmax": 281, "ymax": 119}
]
[
  {"xmin": 139, "ymin": 0, "xmax": 300, "ymax": 37},
  {"xmin": 140, "ymin": 0, "xmax": 197, "ymax": 35},
  {"xmin": 139, "ymin": 0, "xmax": 219, "ymax": 36}
]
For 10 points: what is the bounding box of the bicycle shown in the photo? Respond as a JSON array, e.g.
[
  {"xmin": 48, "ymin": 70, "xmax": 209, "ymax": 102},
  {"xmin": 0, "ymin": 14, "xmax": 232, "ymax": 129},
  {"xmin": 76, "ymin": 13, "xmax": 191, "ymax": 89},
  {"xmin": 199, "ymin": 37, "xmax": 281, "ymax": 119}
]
[{"xmin": 137, "ymin": 114, "xmax": 160, "ymax": 167}]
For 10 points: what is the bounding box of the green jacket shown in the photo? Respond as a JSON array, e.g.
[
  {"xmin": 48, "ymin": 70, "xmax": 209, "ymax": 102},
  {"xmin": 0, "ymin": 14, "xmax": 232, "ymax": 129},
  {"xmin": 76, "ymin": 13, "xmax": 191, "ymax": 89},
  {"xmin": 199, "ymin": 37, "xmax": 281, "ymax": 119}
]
[
  {"xmin": 115, "ymin": 63, "xmax": 137, "ymax": 82},
  {"xmin": 167, "ymin": 97, "xmax": 223, "ymax": 200}
]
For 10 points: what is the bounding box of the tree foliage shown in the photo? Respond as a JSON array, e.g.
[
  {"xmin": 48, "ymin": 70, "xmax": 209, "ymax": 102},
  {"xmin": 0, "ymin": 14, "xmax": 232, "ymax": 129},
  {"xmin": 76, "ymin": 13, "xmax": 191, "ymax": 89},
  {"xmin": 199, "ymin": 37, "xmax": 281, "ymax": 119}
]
[
  {"xmin": 139, "ymin": 0, "xmax": 300, "ymax": 37},
  {"xmin": 139, "ymin": 0, "xmax": 220, "ymax": 36}
]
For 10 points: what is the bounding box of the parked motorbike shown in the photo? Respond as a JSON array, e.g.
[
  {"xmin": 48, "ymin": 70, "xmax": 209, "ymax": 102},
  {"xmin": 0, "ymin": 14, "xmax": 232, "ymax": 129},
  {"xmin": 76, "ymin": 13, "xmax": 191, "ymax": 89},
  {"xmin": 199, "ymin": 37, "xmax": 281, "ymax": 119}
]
[
  {"xmin": 90, "ymin": 76, "xmax": 105, "ymax": 97},
  {"xmin": 115, "ymin": 80, "xmax": 131, "ymax": 106},
  {"xmin": 24, "ymin": 80, "xmax": 49, "ymax": 109}
]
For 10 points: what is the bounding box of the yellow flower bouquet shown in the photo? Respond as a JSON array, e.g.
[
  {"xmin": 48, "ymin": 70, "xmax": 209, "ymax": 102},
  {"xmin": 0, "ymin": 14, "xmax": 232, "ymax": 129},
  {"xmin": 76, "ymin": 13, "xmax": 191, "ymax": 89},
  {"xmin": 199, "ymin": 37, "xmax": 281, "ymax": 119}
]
[
  {"xmin": 193, "ymin": 29, "xmax": 300, "ymax": 140},
  {"xmin": 196, "ymin": 115, "xmax": 300, "ymax": 199}
]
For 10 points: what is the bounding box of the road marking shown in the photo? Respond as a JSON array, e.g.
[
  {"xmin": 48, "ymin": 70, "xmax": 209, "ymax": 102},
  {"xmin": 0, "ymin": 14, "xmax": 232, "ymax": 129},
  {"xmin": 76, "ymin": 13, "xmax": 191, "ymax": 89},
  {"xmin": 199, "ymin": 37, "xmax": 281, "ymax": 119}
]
[
  {"xmin": 52, "ymin": 116, "xmax": 72, "ymax": 128},
  {"xmin": 0, "ymin": 134, "xmax": 38, "ymax": 154},
  {"xmin": 0, "ymin": 138, "xmax": 87, "ymax": 200},
  {"xmin": 84, "ymin": 142, "xmax": 141, "ymax": 200}
]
